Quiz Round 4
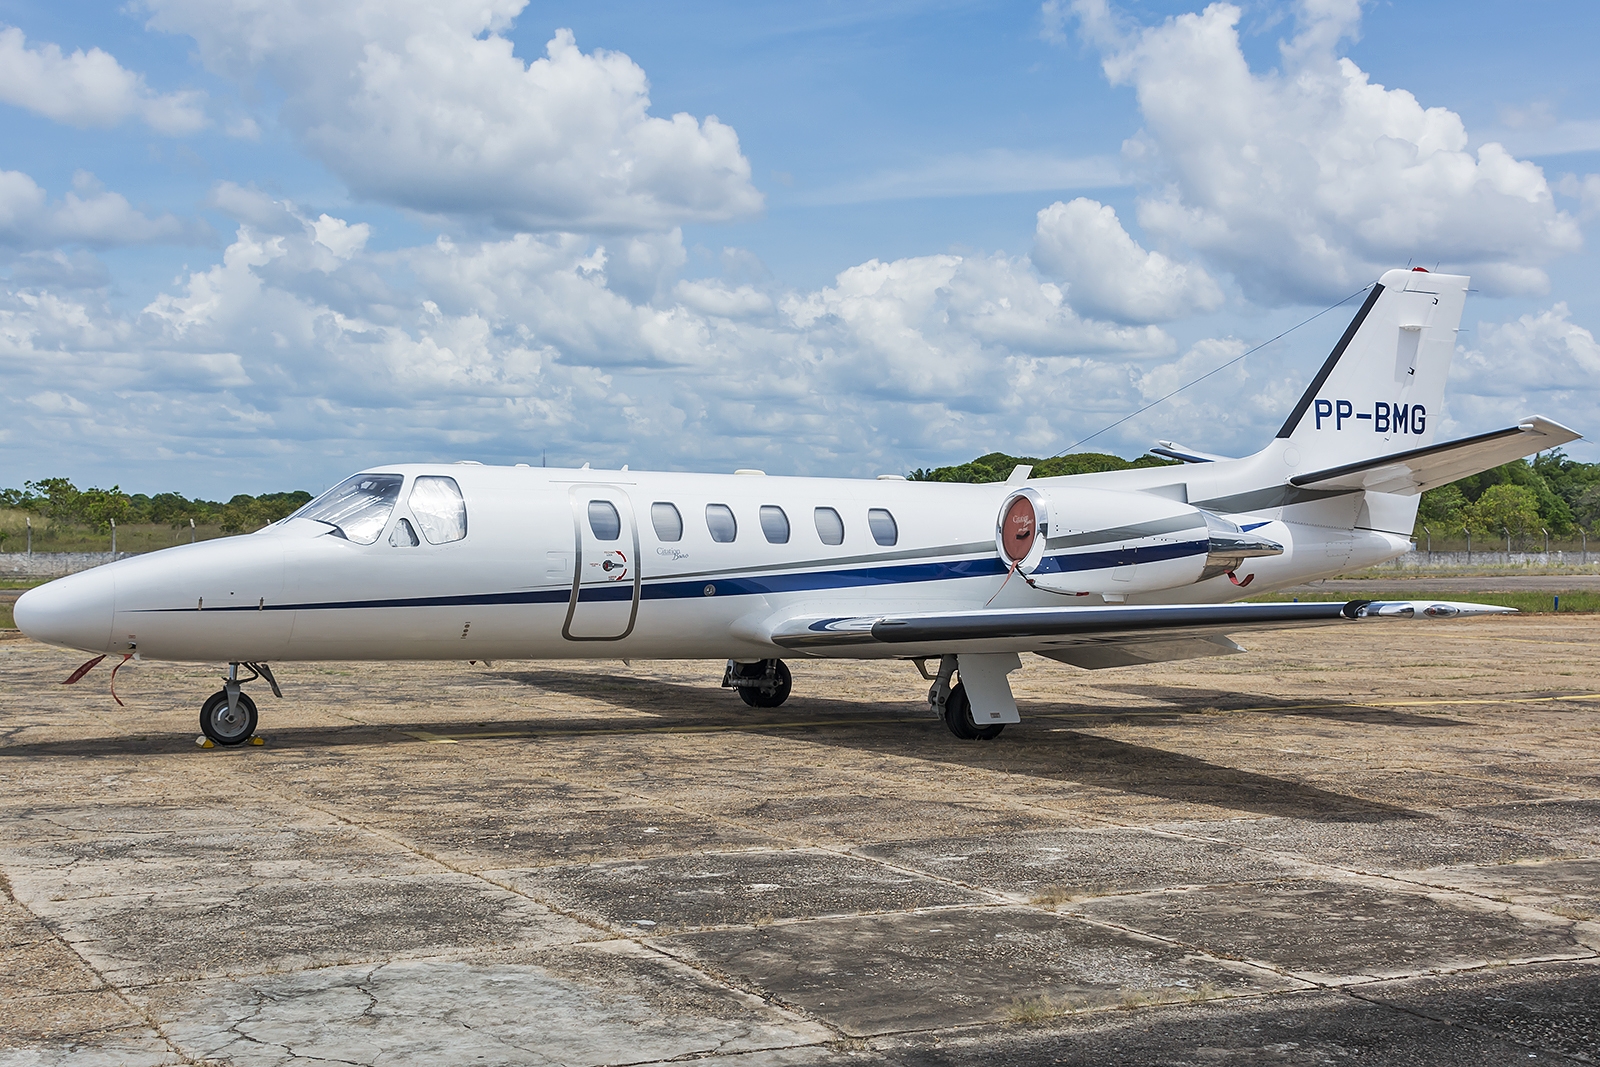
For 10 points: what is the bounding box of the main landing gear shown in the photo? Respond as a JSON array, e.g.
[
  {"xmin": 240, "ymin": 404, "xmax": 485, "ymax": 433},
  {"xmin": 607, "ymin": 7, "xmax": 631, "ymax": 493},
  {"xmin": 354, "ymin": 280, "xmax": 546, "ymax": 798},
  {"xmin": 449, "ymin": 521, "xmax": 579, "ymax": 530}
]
[
  {"xmin": 722, "ymin": 659, "xmax": 792, "ymax": 708},
  {"xmin": 923, "ymin": 654, "xmax": 1015, "ymax": 741},
  {"xmin": 200, "ymin": 662, "xmax": 282, "ymax": 746}
]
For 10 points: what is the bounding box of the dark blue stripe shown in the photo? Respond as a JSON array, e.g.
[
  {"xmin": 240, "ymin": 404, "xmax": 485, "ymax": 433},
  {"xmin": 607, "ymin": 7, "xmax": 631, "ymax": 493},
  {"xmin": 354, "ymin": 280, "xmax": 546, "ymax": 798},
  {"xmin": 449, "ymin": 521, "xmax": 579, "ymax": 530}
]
[
  {"xmin": 137, "ymin": 540, "xmax": 1208, "ymax": 613},
  {"xmin": 1032, "ymin": 538, "xmax": 1209, "ymax": 575},
  {"xmin": 640, "ymin": 555, "xmax": 1008, "ymax": 600}
]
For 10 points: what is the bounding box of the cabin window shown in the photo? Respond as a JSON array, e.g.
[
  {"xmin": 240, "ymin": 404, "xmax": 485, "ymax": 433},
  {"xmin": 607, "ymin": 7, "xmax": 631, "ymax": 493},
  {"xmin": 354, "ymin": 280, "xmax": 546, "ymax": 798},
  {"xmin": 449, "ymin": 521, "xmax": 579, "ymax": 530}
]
[
  {"xmin": 651, "ymin": 502, "xmax": 683, "ymax": 542},
  {"xmin": 814, "ymin": 506, "xmax": 844, "ymax": 546},
  {"xmin": 587, "ymin": 500, "xmax": 622, "ymax": 541},
  {"xmin": 868, "ymin": 508, "xmax": 898, "ymax": 547},
  {"xmin": 294, "ymin": 473, "xmax": 402, "ymax": 545},
  {"xmin": 759, "ymin": 505, "xmax": 790, "ymax": 544},
  {"xmin": 410, "ymin": 476, "xmax": 468, "ymax": 544},
  {"xmin": 705, "ymin": 503, "xmax": 737, "ymax": 543},
  {"xmin": 388, "ymin": 518, "xmax": 420, "ymax": 547}
]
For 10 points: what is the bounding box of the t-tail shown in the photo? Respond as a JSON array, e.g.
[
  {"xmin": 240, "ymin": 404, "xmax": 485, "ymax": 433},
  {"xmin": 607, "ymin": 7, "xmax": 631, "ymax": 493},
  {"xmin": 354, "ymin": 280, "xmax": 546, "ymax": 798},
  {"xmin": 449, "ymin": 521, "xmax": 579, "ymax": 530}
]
[{"xmin": 1076, "ymin": 267, "xmax": 1581, "ymax": 587}]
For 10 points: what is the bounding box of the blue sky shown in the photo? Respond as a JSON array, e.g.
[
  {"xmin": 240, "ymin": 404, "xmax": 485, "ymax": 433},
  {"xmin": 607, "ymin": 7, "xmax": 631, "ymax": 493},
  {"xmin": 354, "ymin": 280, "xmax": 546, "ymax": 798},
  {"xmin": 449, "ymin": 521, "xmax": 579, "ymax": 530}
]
[{"xmin": 2, "ymin": 0, "xmax": 1598, "ymax": 496}]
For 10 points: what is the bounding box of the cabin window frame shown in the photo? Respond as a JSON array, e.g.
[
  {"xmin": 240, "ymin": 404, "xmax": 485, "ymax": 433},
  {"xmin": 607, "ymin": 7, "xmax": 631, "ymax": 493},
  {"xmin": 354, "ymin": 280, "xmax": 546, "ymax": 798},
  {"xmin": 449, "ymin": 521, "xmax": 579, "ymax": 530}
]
[
  {"xmin": 650, "ymin": 501, "xmax": 684, "ymax": 542},
  {"xmin": 587, "ymin": 499, "xmax": 623, "ymax": 541},
  {"xmin": 867, "ymin": 507, "xmax": 898, "ymax": 547},
  {"xmin": 814, "ymin": 506, "xmax": 845, "ymax": 546},
  {"xmin": 759, "ymin": 505, "xmax": 790, "ymax": 544},
  {"xmin": 705, "ymin": 503, "xmax": 738, "ymax": 543}
]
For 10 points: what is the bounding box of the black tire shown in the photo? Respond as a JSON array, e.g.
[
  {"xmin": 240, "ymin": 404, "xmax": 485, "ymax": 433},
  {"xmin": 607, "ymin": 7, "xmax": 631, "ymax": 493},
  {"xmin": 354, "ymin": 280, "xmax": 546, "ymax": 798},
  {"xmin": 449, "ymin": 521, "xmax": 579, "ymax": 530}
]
[
  {"xmin": 200, "ymin": 689, "xmax": 258, "ymax": 746},
  {"xmin": 943, "ymin": 682, "xmax": 1004, "ymax": 741},
  {"xmin": 737, "ymin": 659, "xmax": 792, "ymax": 708}
]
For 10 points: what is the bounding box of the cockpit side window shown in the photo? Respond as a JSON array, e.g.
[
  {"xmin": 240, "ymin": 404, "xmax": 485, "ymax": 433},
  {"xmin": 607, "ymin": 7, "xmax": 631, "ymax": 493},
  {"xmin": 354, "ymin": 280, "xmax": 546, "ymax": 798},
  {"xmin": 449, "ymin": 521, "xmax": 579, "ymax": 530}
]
[
  {"xmin": 389, "ymin": 518, "xmax": 420, "ymax": 547},
  {"xmin": 410, "ymin": 476, "xmax": 468, "ymax": 544},
  {"xmin": 293, "ymin": 474, "xmax": 403, "ymax": 545}
]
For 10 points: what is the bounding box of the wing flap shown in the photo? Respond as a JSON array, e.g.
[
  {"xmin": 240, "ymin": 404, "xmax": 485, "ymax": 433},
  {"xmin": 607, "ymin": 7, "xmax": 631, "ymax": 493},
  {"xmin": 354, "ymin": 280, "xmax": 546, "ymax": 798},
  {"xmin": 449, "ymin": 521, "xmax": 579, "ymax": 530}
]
[
  {"xmin": 1288, "ymin": 417, "xmax": 1581, "ymax": 494},
  {"xmin": 1038, "ymin": 633, "xmax": 1246, "ymax": 670}
]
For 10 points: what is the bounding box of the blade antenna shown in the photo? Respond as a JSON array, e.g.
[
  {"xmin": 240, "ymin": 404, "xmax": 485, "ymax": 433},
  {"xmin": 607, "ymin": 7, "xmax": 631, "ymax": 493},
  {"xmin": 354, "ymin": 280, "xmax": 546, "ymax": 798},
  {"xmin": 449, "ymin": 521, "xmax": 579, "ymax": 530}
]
[{"xmin": 1051, "ymin": 283, "xmax": 1374, "ymax": 458}]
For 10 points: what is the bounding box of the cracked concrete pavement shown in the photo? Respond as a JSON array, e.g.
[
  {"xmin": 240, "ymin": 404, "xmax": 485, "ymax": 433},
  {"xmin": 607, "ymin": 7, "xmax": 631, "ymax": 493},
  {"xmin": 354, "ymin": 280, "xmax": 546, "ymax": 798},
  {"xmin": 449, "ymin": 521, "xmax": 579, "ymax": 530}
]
[{"xmin": 1, "ymin": 614, "xmax": 1598, "ymax": 1064}]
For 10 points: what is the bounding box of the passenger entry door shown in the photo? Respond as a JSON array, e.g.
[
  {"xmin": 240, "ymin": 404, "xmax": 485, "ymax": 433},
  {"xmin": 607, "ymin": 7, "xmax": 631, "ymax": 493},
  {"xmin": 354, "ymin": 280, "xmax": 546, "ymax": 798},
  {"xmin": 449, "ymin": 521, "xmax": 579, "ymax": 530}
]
[{"xmin": 562, "ymin": 485, "xmax": 642, "ymax": 641}]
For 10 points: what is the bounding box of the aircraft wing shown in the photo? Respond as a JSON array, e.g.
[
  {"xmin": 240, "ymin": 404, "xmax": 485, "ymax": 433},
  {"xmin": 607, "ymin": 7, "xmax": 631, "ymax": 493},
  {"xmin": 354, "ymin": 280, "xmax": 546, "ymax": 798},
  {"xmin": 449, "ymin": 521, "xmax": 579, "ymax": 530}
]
[
  {"xmin": 1287, "ymin": 417, "xmax": 1581, "ymax": 495},
  {"xmin": 768, "ymin": 599, "xmax": 1512, "ymax": 661}
]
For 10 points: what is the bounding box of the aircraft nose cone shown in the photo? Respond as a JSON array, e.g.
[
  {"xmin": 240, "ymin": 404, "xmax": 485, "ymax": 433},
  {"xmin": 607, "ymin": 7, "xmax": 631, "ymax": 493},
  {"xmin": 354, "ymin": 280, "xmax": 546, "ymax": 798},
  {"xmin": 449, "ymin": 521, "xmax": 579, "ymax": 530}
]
[{"xmin": 14, "ymin": 575, "xmax": 114, "ymax": 653}]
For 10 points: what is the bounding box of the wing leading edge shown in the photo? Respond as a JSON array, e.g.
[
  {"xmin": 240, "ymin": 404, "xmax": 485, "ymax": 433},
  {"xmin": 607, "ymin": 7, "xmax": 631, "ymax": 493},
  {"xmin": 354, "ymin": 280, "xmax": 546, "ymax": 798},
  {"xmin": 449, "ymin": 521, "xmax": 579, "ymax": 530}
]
[{"xmin": 768, "ymin": 599, "xmax": 1513, "ymax": 662}]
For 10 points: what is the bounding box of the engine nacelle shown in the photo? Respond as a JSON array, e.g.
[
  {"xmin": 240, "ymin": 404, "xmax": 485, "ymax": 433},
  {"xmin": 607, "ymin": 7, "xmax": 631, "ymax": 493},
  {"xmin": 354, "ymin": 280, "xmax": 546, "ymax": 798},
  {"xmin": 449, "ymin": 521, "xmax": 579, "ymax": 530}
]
[{"xmin": 994, "ymin": 486, "xmax": 1281, "ymax": 596}]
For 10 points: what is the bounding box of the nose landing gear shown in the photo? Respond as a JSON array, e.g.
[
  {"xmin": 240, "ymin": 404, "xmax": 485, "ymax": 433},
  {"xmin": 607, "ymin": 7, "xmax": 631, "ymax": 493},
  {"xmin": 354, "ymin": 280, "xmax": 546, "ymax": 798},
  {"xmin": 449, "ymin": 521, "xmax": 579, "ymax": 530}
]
[
  {"xmin": 200, "ymin": 662, "xmax": 281, "ymax": 746},
  {"xmin": 722, "ymin": 659, "xmax": 792, "ymax": 708}
]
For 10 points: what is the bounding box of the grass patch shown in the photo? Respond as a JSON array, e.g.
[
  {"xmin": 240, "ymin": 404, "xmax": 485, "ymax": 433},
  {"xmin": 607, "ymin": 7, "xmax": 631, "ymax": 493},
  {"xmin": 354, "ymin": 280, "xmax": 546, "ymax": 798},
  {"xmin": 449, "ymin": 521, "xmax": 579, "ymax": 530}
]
[
  {"xmin": 0, "ymin": 602, "xmax": 12, "ymax": 630},
  {"xmin": 1029, "ymin": 885, "xmax": 1079, "ymax": 907},
  {"xmin": 1006, "ymin": 994, "xmax": 1086, "ymax": 1025},
  {"xmin": 1245, "ymin": 590, "xmax": 1600, "ymax": 614},
  {"xmin": 0, "ymin": 509, "xmax": 235, "ymax": 554}
]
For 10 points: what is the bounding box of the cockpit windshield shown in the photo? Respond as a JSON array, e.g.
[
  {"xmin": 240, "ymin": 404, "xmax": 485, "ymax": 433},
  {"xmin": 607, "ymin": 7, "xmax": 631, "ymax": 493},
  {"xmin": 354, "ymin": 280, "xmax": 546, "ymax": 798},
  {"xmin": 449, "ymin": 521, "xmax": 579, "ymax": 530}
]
[{"xmin": 291, "ymin": 474, "xmax": 403, "ymax": 544}]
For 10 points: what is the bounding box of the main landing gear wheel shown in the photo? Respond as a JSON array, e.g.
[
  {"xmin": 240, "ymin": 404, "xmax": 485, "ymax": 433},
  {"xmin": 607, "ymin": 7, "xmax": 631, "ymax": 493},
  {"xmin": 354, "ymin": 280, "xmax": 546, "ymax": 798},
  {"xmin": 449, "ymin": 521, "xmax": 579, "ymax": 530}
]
[
  {"xmin": 200, "ymin": 689, "xmax": 258, "ymax": 746},
  {"xmin": 944, "ymin": 682, "xmax": 1004, "ymax": 741},
  {"xmin": 728, "ymin": 659, "xmax": 793, "ymax": 708}
]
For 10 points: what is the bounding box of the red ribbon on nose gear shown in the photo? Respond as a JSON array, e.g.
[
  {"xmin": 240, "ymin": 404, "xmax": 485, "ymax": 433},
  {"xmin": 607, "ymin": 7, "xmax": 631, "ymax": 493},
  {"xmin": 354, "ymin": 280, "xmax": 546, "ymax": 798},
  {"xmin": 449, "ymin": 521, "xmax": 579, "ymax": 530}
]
[
  {"xmin": 63, "ymin": 655, "xmax": 106, "ymax": 685},
  {"xmin": 108, "ymin": 654, "xmax": 134, "ymax": 707},
  {"xmin": 1227, "ymin": 570, "xmax": 1254, "ymax": 587}
]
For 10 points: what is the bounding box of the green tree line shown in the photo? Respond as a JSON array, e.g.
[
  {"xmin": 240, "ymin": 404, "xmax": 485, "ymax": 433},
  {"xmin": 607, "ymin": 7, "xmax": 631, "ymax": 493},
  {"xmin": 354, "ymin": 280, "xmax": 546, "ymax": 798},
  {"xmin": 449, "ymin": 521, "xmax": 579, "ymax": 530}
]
[
  {"xmin": 912, "ymin": 450, "xmax": 1600, "ymax": 544},
  {"xmin": 909, "ymin": 451, "xmax": 1179, "ymax": 482},
  {"xmin": 0, "ymin": 479, "xmax": 312, "ymax": 535}
]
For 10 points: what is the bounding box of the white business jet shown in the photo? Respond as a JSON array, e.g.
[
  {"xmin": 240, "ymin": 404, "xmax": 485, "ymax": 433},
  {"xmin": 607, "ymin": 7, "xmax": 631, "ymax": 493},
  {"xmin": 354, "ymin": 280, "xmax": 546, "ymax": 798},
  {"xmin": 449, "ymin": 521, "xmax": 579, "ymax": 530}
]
[{"xmin": 15, "ymin": 268, "xmax": 1581, "ymax": 745}]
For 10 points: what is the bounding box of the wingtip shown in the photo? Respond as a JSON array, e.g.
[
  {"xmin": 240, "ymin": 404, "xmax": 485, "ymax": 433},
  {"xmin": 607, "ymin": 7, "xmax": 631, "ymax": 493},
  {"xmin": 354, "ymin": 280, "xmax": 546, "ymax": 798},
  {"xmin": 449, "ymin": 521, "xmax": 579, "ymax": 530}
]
[
  {"xmin": 1356, "ymin": 600, "xmax": 1517, "ymax": 619},
  {"xmin": 1517, "ymin": 415, "xmax": 1584, "ymax": 442}
]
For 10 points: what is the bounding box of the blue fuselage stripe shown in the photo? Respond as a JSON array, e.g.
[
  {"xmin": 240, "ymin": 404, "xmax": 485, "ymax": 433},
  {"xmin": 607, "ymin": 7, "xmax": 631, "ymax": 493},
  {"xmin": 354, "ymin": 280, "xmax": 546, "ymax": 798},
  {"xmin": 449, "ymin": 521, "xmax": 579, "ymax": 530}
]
[{"xmin": 138, "ymin": 539, "xmax": 1210, "ymax": 612}]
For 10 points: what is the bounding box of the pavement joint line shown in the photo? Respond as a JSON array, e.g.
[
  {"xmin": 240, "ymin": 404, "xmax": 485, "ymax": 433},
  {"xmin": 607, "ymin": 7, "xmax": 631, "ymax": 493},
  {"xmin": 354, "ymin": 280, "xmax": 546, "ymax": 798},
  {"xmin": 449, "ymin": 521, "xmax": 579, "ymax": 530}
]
[
  {"xmin": 1339, "ymin": 973, "xmax": 1599, "ymax": 1065},
  {"xmin": 0, "ymin": 870, "xmax": 199, "ymax": 1064},
  {"xmin": 979, "ymin": 789, "xmax": 1600, "ymax": 943},
  {"xmin": 180, "ymin": 757, "xmax": 869, "ymax": 1046}
]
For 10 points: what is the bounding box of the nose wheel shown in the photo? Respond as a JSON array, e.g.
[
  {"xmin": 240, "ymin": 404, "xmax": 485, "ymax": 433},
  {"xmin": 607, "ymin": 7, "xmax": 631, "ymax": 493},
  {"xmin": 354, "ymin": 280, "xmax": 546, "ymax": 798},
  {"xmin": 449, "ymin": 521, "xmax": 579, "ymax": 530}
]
[
  {"xmin": 198, "ymin": 662, "xmax": 280, "ymax": 746},
  {"xmin": 201, "ymin": 689, "xmax": 258, "ymax": 745}
]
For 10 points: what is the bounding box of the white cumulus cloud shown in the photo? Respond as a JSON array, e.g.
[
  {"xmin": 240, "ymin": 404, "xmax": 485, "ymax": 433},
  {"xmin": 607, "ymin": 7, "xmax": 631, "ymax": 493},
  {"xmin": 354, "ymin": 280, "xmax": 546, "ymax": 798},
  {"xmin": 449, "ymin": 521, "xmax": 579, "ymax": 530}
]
[
  {"xmin": 0, "ymin": 190, "xmax": 1216, "ymax": 484},
  {"xmin": 1066, "ymin": 0, "xmax": 1582, "ymax": 303},
  {"xmin": 1454, "ymin": 304, "xmax": 1600, "ymax": 399},
  {"xmin": 145, "ymin": 0, "xmax": 762, "ymax": 231},
  {"xmin": 0, "ymin": 170, "xmax": 201, "ymax": 249},
  {"xmin": 0, "ymin": 25, "xmax": 206, "ymax": 134},
  {"xmin": 1032, "ymin": 197, "xmax": 1223, "ymax": 322}
]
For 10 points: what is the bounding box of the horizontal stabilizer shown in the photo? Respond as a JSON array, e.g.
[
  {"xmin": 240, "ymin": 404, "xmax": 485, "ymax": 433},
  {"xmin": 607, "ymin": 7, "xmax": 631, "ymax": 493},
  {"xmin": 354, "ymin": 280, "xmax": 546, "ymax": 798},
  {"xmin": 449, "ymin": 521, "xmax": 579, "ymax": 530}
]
[
  {"xmin": 769, "ymin": 599, "xmax": 1513, "ymax": 657},
  {"xmin": 1150, "ymin": 440, "xmax": 1234, "ymax": 464},
  {"xmin": 1289, "ymin": 417, "xmax": 1581, "ymax": 495}
]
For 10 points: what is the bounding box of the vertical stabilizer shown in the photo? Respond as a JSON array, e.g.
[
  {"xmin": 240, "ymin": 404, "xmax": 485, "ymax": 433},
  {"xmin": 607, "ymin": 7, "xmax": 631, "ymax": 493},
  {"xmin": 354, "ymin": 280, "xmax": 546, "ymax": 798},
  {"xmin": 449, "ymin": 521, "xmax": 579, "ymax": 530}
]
[{"xmin": 1275, "ymin": 269, "xmax": 1467, "ymax": 470}]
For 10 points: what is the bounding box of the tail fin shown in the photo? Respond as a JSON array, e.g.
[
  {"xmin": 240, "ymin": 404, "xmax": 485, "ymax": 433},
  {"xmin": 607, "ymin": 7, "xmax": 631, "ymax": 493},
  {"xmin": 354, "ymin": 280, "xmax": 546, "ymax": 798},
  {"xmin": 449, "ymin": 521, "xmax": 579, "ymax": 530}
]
[{"xmin": 1274, "ymin": 268, "xmax": 1467, "ymax": 470}]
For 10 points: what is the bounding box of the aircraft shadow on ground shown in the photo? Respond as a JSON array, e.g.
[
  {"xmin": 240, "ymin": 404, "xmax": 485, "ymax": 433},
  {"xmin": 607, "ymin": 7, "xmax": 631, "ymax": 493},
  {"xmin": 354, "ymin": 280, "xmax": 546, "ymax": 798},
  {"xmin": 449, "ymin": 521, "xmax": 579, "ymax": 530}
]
[
  {"xmin": 0, "ymin": 667, "xmax": 1416, "ymax": 822},
  {"xmin": 496, "ymin": 669, "xmax": 1415, "ymax": 822},
  {"xmin": 1079, "ymin": 682, "xmax": 1472, "ymax": 728}
]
